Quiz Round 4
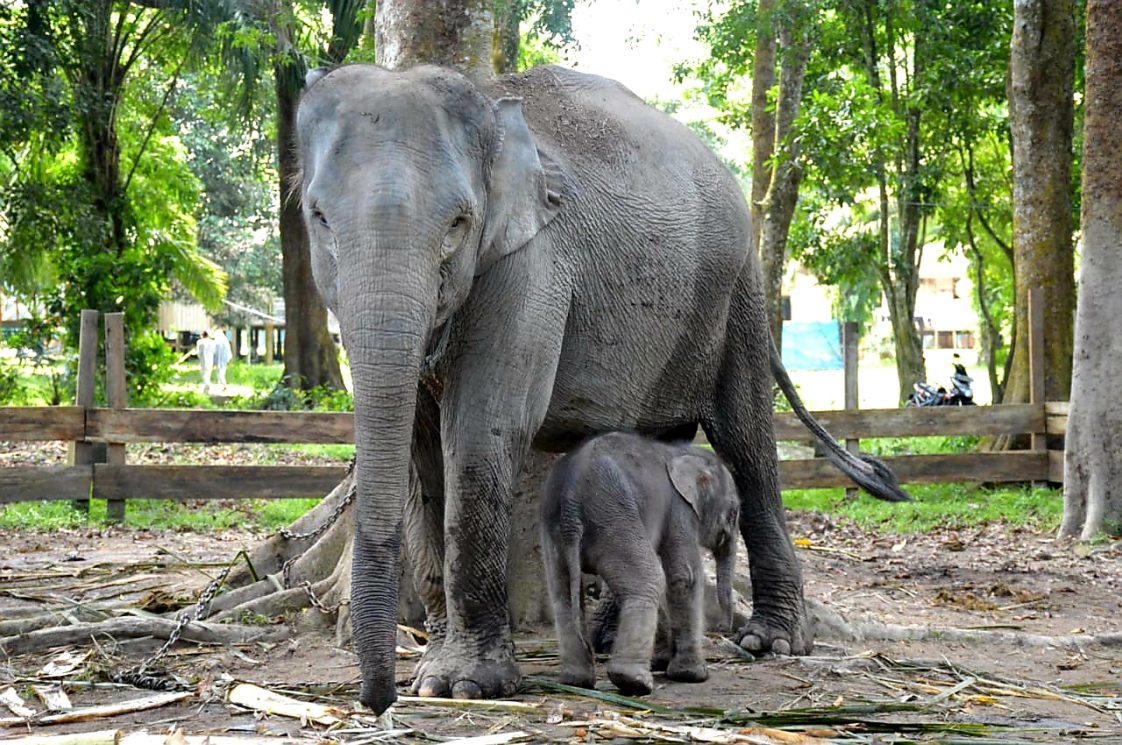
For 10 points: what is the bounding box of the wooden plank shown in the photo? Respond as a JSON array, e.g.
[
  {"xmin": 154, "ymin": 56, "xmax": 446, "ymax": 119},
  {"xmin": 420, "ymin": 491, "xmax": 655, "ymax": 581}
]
[
  {"xmin": 103, "ymin": 313, "xmax": 127, "ymax": 523},
  {"xmin": 1045, "ymin": 401, "xmax": 1068, "ymax": 436},
  {"xmin": 0, "ymin": 407, "xmax": 85, "ymax": 441},
  {"xmin": 86, "ymin": 409, "xmax": 355, "ymax": 444},
  {"xmin": 1048, "ymin": 449, "xmax": 1065, "ymax": 484},
  {"xmin": 0, "ymin": 467, "xmax": 92, "ymax": 504},
  {"xmin": 93, "ymin": 465, "xmax": 349, "ymax": 501},
  {"xmin": 778, "ymin": 451, "xmax": 1050, "ymax": 490},
  {"xmin": 773, "ymin": 403, "xmax": 1043, "ymax": 440}
]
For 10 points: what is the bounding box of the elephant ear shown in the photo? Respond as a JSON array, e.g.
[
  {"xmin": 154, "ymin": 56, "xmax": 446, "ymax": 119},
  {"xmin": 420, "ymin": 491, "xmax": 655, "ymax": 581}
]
[
  {"xmin": 306, "ymin": 66, "xmax": 331, "ymax": 88},
  {"xmin": 668, "ymin": 455, "xmax": 711, "ymax": 519},
  {"xmin": 479, "ymin": 97, "xmax": 566, "ymax": 274}
]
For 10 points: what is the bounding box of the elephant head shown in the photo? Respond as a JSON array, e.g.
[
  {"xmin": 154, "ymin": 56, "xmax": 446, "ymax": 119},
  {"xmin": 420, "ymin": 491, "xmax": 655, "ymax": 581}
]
[
  {"xmin": 668, "ymin": 450, "xmax": 741, "ymax": 631},
  {"xmin": 295, "ymin": 64, "xmax": 564, "ymax": 712}
]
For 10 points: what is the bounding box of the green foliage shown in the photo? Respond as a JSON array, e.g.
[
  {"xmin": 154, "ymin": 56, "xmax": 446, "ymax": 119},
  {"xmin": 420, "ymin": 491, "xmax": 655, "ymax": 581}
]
[
  {"xmin": 783, "ymin": 483, "xmax": 1063, "ymax": 534},
  {"xmin": 126, "ymin": 332, "xmax": 178, "ymax": 405},
  {"xmin": 0, "ymin": 1, "xmax": 234, "ymax": 396}
]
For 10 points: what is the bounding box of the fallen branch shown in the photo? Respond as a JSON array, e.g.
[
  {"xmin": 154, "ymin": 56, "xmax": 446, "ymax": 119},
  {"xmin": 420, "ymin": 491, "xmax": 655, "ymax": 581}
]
[
  {"xmin": 0, "ymin": 617, "xmax": 290, "ymax": 657},
  {"xmin": 226, "ymin": 682, "xmax": 346, "ymax": 726},
  {"xmin": 0, "ymin": 691, "xmax": 191, "ymax": 728}
]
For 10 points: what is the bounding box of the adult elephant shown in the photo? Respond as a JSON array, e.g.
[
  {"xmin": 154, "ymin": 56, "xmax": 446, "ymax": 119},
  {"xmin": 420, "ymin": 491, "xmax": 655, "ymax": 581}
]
[{"xmin": 295, "ymin": 63, "xmax": 907, "ymax": 714}]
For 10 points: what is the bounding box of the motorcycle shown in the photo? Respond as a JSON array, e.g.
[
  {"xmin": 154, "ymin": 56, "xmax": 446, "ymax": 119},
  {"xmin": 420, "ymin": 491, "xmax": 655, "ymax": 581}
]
[{"xmin": 905, "ymin": 359, "xmax": 975, "ymax": 407}]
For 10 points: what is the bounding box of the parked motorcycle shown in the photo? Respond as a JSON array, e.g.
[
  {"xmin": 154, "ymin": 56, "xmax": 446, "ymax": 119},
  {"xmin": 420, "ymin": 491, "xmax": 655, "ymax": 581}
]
[{"xmin": 905, "ymin": 358, "xmax": 975, "ymax": 407}]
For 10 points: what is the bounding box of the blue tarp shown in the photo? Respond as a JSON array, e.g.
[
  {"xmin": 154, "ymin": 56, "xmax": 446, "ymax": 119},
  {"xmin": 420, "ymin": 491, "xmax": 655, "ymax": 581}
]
[{"xmin": 782, "ymin": 320, "xmax": 843, "ymax": 371}]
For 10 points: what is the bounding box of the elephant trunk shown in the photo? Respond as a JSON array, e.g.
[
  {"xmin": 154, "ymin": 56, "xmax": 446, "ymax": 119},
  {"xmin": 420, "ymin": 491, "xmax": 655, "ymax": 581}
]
[
  {"xmin": 714, "ymin": 541, "xmax": 736, "ymax": 633},
  {"xmin": 339, "ymin": 236, "xmax": 438, "ymax": 715}
]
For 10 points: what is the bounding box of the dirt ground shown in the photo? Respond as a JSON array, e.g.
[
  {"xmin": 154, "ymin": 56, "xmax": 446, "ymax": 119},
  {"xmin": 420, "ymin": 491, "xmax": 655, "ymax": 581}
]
[{"xmin": 1, "ymin": 512, "xmax": 1120, "ymax": 743}]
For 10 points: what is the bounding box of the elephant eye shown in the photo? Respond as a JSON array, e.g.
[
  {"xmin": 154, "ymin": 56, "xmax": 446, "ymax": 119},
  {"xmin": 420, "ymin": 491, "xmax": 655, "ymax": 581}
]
[
  {"xmin": 311, "ymin": 207, "xmax": 329, "ymax": 229},
  {"xmin": 449, "ymin": 214, "xmax": 468, "ymax": 231}
]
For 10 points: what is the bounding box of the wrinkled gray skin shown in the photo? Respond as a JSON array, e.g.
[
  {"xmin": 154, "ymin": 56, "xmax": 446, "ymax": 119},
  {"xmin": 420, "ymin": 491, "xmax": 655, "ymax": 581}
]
[
  {"xmin": 540, "ymin": 433, "xmax": 739, "ymax": 696},
  {"xmin": 295, "ymin": 63, "xmax": 908, "ymax": 714}
]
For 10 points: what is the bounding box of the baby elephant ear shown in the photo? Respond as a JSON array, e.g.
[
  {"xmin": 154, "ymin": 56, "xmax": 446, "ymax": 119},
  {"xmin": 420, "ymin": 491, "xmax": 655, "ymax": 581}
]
[{"xmin": 668, "ymin": 455, "xmax": 710, "ymax": 518}]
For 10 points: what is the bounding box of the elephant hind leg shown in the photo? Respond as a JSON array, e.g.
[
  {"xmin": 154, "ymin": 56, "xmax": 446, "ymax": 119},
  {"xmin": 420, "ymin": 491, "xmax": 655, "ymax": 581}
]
[
  {"xmin": 703, "ymin": 287, "xmax": 808, "ymax": 656},
  {"xmin": 542, "ymin": 532, "xmax": 595, "ymax": 688}
]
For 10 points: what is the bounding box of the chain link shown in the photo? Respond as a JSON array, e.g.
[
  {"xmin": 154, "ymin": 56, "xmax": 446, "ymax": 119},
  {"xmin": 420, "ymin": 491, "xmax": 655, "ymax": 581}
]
[
  {"xmin": 110, "ymin": 561, "xmax": 234, "ymax": 690},
  {"xmin": 113, "ymin": 462, "xmax": 358, "ymax": 690}
]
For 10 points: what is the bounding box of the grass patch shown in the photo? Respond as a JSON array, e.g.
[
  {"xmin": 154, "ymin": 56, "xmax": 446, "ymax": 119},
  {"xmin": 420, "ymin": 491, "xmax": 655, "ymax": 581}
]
[
  {"xmin": 222, "ymin": 361, "xmax": 284, "ymax": 388},
  {"xmin": 283, "ymin": 443, "xmax": 355, "ymax": 461},
  {"xmin": 783, "ymin": 482, "xmax": 1063, "ymax": 533},
  {"xmin": 0, "ymin": 498, "xmax": 320, "ymax": 532}
]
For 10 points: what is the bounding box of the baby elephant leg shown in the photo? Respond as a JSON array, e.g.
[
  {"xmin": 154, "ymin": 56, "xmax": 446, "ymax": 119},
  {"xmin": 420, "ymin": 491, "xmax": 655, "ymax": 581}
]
[
  {"xmin": 663, "ymin": 551, "xmax": 708, "ymax": 683},
  {"xmin": 542, "ymin": 539, "xmax": 595, "ymax": 688},
  {"xmin": 598, "ymin": 545, "xmax": 664, "ymax": 696}
]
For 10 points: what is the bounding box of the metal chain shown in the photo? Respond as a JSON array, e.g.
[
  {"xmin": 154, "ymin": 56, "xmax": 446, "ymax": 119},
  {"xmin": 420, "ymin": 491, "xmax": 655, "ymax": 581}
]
[
  {"xmin": 112, "ymin": 464, "xmax": 358, "ymax": 689},
  {"xmin": 110, "ymin": 561, "xmax": 235, "ymax": 690},
  {"xmin": 278, "ymin": 481, "xmax": 356, "ymax": 542},
  {"xmin": 280, "ymin": 466, "xmax": 357, "ymax": 614}
]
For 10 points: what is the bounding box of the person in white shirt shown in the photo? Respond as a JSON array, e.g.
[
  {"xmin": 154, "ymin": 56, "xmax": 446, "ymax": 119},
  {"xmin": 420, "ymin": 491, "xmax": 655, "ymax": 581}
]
[
  {"xmin": 196, "ymin": 331, "xmax": 217, "ymax": 394},
  {"xmin": 213, "ymin": 329, "xmax": 232, "ymax": 388}
]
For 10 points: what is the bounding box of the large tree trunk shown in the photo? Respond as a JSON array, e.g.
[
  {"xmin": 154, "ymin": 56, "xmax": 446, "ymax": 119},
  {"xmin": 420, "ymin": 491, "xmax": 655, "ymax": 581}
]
[
  {"xmin": 375, "ymin": 0, "xmax": 494, "ymax": 79},
  {"xmin": 274, "ymin": 1, "xmax": 345, "ymax": 393},
  {"xmin": 1060, "ymin": 0, "xmax": 1122, "ymax": 539},
  {"xmin": 1003, "ymin": 0, "xmax": 1076, "ymax": 408},
  {"xmin": 757, "ymin": 1, "xmax": 810, "ymax": 349},
  {"xmin": 492, "ymin": 0, "xmax": 520, "ymax": 74}
]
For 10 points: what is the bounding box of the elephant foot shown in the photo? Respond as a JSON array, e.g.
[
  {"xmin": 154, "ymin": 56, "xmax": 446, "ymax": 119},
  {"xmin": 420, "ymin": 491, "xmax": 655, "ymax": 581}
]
[
  {"xmin": 666, "ymin": 655, "xmax": 708, "ymax": 683},
  {"xmin": 735, "ymin": 601, "xmax": 810, "ymax": 656},
  {"xmin": 410, "ymin": 635, "xmax": 519, "ymax": 700},
  {"xmin": 607, "ymin": 662, "xmax": 654, "ymax": 696},
  {"xmin": 559, "ymin": 664, "xmax": 596, "ymax": 689}
]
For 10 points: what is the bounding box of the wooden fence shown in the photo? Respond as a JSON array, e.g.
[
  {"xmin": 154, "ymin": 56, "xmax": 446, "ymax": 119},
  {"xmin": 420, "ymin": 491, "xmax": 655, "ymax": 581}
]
[{"xmin": 0, "ymin": 298, "xmax": 1069, "ymax": 515}]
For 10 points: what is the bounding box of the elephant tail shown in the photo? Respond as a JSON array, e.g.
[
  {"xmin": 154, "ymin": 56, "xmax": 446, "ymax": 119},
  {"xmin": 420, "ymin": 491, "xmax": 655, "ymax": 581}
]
[{"xmin": 770, "ymin": 341, "xmax": 911, "ymax": 502}]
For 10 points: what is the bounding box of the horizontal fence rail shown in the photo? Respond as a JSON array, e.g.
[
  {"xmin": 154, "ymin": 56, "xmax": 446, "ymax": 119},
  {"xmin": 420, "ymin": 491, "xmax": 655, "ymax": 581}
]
[{"xmin": 0, "ymin": 403, "xmax": 1069, "ymax": 505}]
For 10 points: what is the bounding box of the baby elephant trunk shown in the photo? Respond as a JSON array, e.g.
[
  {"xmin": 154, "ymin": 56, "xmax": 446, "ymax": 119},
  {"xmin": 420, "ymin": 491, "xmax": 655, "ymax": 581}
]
[{"xmin": 714, "ymin": 540, "xmax": 736, "ymax": 632}]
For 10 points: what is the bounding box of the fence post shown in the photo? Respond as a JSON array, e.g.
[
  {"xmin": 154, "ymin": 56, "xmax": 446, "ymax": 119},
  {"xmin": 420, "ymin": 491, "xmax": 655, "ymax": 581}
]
[
  {"xmin": 69, "ymin": 309, "xmax": 99, "ymax": 513},
  {"xmin": 104, "ymin": 312, "xmax": 127, "ymax": 523},
  {"xmin": 843, "ymin": 321, "xmax": 859, "ymax": 499}
]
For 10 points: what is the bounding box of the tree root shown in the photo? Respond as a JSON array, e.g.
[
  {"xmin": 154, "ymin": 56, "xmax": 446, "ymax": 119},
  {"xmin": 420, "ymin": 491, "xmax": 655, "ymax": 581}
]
[
  {"xmin": 0, "ymin": 617, "xmax": 290, "ymax": 657},
  {"xmin": 808, "ymin": 599, "xmax": 1122, "ymax": 649}
]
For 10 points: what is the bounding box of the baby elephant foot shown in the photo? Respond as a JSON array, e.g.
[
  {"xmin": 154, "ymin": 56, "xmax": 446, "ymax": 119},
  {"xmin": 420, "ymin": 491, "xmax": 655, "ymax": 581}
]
[
  {"xmin": 607, "ymin": 662, "xmax": 654, "ymax": 696},
  {"xmin": 559, "ymin": 663, "xmax": 596, "ymax": 689},
  {"xmin": 666, "ymin": 655, "xmax": 708, "ymax": 683}
]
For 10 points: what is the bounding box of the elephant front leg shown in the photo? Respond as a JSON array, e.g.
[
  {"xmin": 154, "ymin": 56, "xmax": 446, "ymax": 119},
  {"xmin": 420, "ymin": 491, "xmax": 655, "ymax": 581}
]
[
  {"xmin": 663, "ymin": 551, "xmax": 708, "ymax": 683},
  {"xmin": 407, "ymin": 389, "xmax": 450, "ymax": 688},
  {"xmin": 412, "ymin": 440, "xmax": 521, "ymax": 700}
]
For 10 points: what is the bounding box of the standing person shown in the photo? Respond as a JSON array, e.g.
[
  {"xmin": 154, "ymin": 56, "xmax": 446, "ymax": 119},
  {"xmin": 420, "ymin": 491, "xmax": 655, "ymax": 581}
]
[
  {"xmin": 196, "ymin": 331, "xmax": 216, "ymax": 394},
  {"xmin": 213, "ymin": 329, "xmax": 232, "ymax": 388}
]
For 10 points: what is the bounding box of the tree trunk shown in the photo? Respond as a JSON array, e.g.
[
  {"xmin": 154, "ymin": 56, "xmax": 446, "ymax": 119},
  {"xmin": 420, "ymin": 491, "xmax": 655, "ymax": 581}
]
[
  {"xmin": 758, "ymin": 2, "xmax": 810, "ymax": 349},
  {"xmin": 274, "ymin": 2, "xmax": 345, "ymax": 393},
  {"xmin": 375, "ymin": 0, "xmax": 494, "ymax": 79},
  {"xmin": 1003, "ymin": 0, "xmax": 1076, "ymax": 408},
  {"xmin": 749, "ymin": 0, "xmax": 777, "ymax": 259},
  {"xmin": 492, "ymin": 0, "xmax": 520, "ymax": 74},
  {"xmin": 1060, "ymin": 0, "xmax": 1122, "ymax": 539}
]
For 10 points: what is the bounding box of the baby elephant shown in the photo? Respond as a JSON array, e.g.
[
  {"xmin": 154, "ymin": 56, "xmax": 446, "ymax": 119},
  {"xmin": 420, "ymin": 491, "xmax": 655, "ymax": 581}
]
[{"xmin": 540, "ymin": 432, "xmax": 740, "ymax": 695}]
